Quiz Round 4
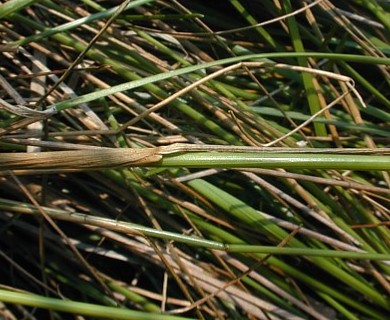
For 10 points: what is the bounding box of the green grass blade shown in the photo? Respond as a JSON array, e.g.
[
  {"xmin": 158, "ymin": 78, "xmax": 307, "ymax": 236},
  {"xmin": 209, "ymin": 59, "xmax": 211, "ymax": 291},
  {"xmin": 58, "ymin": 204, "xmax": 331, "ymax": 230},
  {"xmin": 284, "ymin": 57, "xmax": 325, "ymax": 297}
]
[
  {"xmin": 0, "ymin": 0, "xmax": 37, "ymax": 19},
  {"xmin": 0, "ymin": 289, "xmax": 193, "ymax": 320}
]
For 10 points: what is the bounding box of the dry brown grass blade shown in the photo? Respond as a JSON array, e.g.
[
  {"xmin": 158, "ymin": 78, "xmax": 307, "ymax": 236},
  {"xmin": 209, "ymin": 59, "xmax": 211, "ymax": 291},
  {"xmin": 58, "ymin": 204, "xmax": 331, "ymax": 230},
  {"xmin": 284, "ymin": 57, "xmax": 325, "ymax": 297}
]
[{"xmin": 0, "ymin": 148, "xmax": 162, "ymax": 171}]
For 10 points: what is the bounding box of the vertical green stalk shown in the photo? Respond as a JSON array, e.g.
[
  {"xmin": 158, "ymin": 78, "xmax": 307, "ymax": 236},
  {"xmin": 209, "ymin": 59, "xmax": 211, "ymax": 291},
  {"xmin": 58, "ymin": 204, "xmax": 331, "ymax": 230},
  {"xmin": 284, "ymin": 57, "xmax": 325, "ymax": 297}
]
[
  {"xmin": 282, "ymin": 0, "xmax": 327, "ymax": 136},
  {"xmin": 229, "ymin": 0, "xmax": 283, "ymax": 51}
]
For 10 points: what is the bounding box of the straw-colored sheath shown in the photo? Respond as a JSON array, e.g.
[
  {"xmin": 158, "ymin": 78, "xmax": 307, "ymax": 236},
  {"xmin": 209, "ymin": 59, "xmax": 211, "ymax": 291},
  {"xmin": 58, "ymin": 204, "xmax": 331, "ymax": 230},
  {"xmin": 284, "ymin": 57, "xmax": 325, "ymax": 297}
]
[{"xmin": 0, "ymin": 148, "xmax": 162, "ymax": 171}]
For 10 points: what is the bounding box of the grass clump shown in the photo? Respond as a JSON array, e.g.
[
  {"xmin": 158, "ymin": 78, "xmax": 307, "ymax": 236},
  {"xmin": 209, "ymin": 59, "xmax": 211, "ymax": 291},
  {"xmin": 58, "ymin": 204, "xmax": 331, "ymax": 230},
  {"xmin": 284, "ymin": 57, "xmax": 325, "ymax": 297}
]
[{"xmin": 0, "ymin": 1, "xmax": 389, "ymax": 319}]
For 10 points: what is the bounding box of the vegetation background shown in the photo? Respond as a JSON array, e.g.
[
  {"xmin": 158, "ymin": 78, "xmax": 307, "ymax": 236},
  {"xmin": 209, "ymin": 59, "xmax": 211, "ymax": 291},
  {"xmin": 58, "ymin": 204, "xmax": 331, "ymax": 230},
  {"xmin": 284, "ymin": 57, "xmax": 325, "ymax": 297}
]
[{"xmin": 0, "ymin": 0, "xmax": 390, "ymax": 319}]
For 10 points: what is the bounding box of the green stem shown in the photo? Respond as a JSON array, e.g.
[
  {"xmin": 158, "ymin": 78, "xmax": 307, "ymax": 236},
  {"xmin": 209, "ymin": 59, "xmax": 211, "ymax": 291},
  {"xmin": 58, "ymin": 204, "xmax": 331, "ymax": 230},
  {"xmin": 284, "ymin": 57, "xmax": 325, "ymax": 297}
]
[
  {"xmin": 159, "ymin": 152, "xmax": 390, "ymax": 171},
  {"xmin": 225, "ymin": 245, "xmax": 390, "ymax": 259},
  {"xmin": 1, "ymin": 198, "xmax": 389, "ymax": 260},
  {"xmin": 0, "ymin": 289, "xmax": 192, "ymax": 320},
  {"xmin": 282, "ymin": 0, "xmax": 326, "ymax": 136},
  {"xmin": 0, "ymin": 0, "xmax": 37, "ymax": 19}
]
